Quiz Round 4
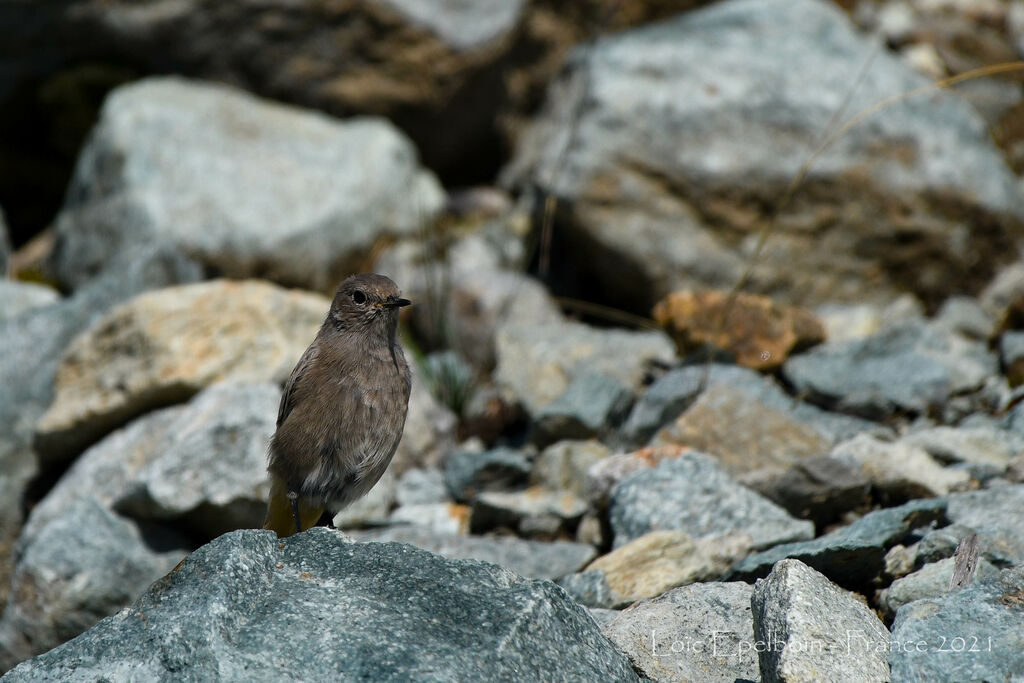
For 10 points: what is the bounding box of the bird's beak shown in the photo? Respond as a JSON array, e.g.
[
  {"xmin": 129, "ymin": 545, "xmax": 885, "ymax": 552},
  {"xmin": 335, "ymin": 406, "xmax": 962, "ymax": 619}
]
[{"xmin": 384, "ymin": 297, "xmax": 412, "ymax": 308}]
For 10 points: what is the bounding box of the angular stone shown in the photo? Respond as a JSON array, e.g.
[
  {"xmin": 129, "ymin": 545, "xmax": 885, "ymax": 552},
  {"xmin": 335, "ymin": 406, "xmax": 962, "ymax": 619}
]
[
  {"xmin": 557, "ymin": 571, "xmax": 623, "ymax": 610},
  {"xmin": 51, "ymin": 77, "xmax": 443, "ymax": 292},
  {"xmin": 831, "ymin": 433, "xmax": 971, "ymax": 499},
  {"xmin": 731, "ymin": 498, "xmax": 949, "ymax": 587},
  {"xmin": 945, "ymin": 484, "xmax": 1024, "ymax": 566},
  {"xmin": 933, "ymin": 296, "xmax": 995, "ymax": 340},
  {"xmin": 621, "ymin": 363, "xmax": 877, "ymax": 447},
  {"xmin": 878, "ymin": 556, "xmax": 1001, "ymax": 618},
  {"xmin": 443, "ymin": 447, "xmax": 531, "ymax": 502},
  {"xmin": 584, "ymin": 531, "xmax": 750, "ymax": 604},
  {"xmin": 0, "ymin": 500, "xmax": 187, "ymax": 672},
  {"xmin": 653, "ymin": 384, "xmax": 830, "ymax": 477},
  {"xmin": 494, "ymin": 320, "xmax": 675, "ymax": 416},
  {"xmin": 609, "ymin": 453, "xmax": 814, "ymax": 550},
  {"xmin": 532, "ymin": 440, "xmax": 611, "ymax": 499},
  {"xmin": 504, "ymin": 0, "xmax": 1023, "ymax": 313},
  {"xmin": 533, "ymin": 372, "xmax": 633, "ymax": 444},
  {"xmin": 746, "ymin": 455, "xmax": 870, "ymax": 528},
  {"xmin": 783, "ymin": 321, "xmax": 998, "ymax": 418},
  {"xmin": 889, "ymin": 566, "xmax": 1024, "ymax": 681},
  {"xmin": 584, "ymin": 445, "xmax": 690, "ymax": 508},
  {"xmin": 752, "ymin": 559, "xmax": 890, "ymax": 683},
  {"xmin": 25, "ymin": 382, "xmax": 280, "ymax": 542},
  {"xmin": 1, "ymin": 529, "xmax": 636, "ymax": 681},
  {"xmin": 652, "ymin": 289, "xmax": 825, "ymax": 370},
  {"xmin": 34, "ymin": 279, "xmax": 328, "ymax": 462},
  {"xmin": 601, "ymin": 582, "xmax": 759, "ymax": 683},
  {"xmin": 902, "ymin": 425, "xmax": 1024, "ymax": 469}
]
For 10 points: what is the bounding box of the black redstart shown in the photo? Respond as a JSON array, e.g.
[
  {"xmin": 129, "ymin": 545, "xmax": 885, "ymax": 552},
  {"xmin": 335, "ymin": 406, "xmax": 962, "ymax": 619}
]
[{"xmin": 264, "ymin": 273, "xmax": 412, "ymax": 537}]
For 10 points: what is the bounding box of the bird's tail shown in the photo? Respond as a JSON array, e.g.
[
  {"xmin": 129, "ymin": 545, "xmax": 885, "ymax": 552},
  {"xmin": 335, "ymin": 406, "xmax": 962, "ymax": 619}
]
[{"xmin": 264, "ymin": 474, "xmax": 324, "ymax": 538}]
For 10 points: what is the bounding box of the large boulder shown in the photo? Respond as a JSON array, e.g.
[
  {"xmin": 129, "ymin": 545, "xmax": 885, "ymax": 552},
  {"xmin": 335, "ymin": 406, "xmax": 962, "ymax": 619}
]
[
  {"xmin": 50, "ymin": 77, "xmax": 444, "ymax": 291},
  {"xmin": 2, "ymin": 529, "xmax": 638, "ymax": 681},
  {"xmin": 503, "ymin": 0, "xmax": 1024, "ymax": 313}
]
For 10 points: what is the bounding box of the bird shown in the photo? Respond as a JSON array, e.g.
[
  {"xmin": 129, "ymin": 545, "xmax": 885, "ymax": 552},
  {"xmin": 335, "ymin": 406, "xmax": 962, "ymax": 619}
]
[{"xmin": 263, "ymin": 273, "xmax": 412, "ymax": 538}]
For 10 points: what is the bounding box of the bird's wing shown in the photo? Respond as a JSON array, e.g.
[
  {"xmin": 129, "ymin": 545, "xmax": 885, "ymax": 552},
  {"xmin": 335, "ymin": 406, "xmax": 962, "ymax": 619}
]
[{"xmin": 277, "ymin": 343, "xmax": 320, "ymax": 428}]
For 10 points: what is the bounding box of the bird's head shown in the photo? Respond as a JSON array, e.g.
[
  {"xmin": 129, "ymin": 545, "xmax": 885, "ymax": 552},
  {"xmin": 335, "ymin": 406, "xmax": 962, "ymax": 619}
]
[{"xmin": 328, "ymin": 273, "xmax": 410, "ymax": 338}]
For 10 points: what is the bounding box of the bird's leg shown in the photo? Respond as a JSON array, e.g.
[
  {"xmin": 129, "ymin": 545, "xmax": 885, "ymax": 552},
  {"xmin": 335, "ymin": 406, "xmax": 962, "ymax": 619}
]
[{"xmin": 287, "ymin": 490, "xmax": 302, "ymax": 534}]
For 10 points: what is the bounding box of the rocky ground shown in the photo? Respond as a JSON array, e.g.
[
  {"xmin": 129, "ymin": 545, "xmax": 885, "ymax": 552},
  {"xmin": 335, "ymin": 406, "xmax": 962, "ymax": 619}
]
[{"xmin": 2, "ymin": 0, "xmax": 1024, "ymax": 681}]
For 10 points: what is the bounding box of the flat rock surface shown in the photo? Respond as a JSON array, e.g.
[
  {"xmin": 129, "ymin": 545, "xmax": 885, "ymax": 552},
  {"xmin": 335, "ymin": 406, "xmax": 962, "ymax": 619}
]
[
  {"xmin": 2, "ymin": 529, "xmax": 638, "ymax": 682},
  {"xmin": 34, "ymin": 279, "xmax": 327, "ymax": 462},
  {"xmin": 609, "ymin": 452, "xmax": 814, "ymax": 549}
]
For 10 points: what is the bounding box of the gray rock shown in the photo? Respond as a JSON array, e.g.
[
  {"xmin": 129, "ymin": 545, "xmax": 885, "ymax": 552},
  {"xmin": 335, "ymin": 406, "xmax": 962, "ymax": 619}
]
[
  {"xmin": 752, "ymin": 559, "xmax": 890, "ymax": 683},
  {"xmin": 0, "ymin": 281, "xmax": 59, "ymax": 322},
  {"xmin": 830, "ymin": 433, "xmax": 971, "ymax": 499},
  {"xmin": 113, "ymin": 382, "xmax": 278, "ymax": 534},
  {"xmin": 388, "ymin": 503, "xmax": 469, "ymax": 536},
  {"xmin": 889, "ymin": 565, "xmax": 1024, "ymax": 681},
  {"xmin": 533, "ymin": 372, "xmax": 634, "ymax": 444},
  {"xmin": 471, "ymin": 486, "xmax": 588, "ymax": 535},
  {"xmin": 747, "ymin": 455, "xmax": 870, "ymax": 528},
  {"xmin": 945, "ymin": 484, "xmax": 1024, "ymax": 566},
  {"xmin": 980, "ymin": 260, "xmax": 1024, "ymax": 324},
  {"xmin": 339, "ymin": 526, "xmax": 595, "ymax": 581},
  {"xmin": 444, "ymin": 446, "xmax": 531, "ymax": 502},
  {"xmin": 51, "ymin": 77, "xmax": 443, "ymax": 292},
  {"xmin": 533, "ymin": 440, "xmax": 611, "ymax": 498},
  {"xmin": 901, "ymin": 425, "xmax": 1024, "ymax": 469},
  {"xmin": 621, "ymin": 363, "xmax": 877, "ymax": 447},
  {"xmin": 2, "ymin": 528, "xmax": 637, "ymax": 682},
  {"xmin": 24, "ymin": 382, "xmax": 277, "ymax": 543},
  {"xmin": 395, "ymin": 467, "xmax": 451, "ymax": 507},
  {"xmin": 587, "ymin": 608, "xmax": 620, "ymax": 630},
  {"xmin": 0, "ymin": 245, "xmax": 200, "ymax": 599},
  {"xmin": 878, "ymin": 555, "xmax": 1000, "ymax": 618},
  {"xmin": 731, "ymin": 498, "xmax": 948, "ymax": 587},
  {"xmin": 783, "ymin": 321, "xmax": 998, "ymax": 418},
  {"xmin": 609, "ymin": 452, "xmax": 814, "ymax": 550},
  {"xmin": 0, "ymin": 499, "xmax": 187, "ymax": 673},
  {"xmin": 503, "ymin": 0, "xmax": 1023, "ymax": 313},
  {"xmin": 933, "ymin": 296, "xmax": 995, "ymax": 340},
  {"xmin": 557, "ymin": 571, "xmax": 624, "ymax": 610},
  {"xmin": 653, "ymin": 383, "xmax": 831, "ymax": 478},
  {"xmin": 601, "ymin": 582, "xmax": 759, "ymax": 683},
  {"xmin": 494, "ymin": 320, "xmax": 675, "ymax": 417},
  {"xmin": 916, "ymin": 523, "xmax": 977, "ymax": 565}
]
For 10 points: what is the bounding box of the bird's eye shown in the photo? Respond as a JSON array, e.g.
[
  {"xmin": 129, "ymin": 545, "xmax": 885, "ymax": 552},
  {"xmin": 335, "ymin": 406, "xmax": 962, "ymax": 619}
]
[{"xmin": 352, "ymin": 290, "xmax": 367, "ymax": 305}]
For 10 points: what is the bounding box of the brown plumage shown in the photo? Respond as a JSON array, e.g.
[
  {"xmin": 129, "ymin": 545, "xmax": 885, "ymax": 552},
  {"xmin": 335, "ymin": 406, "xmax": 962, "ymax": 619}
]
[{"xmin": 263, "ymin": 273, "xmax": 412, "ymax": 538}]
